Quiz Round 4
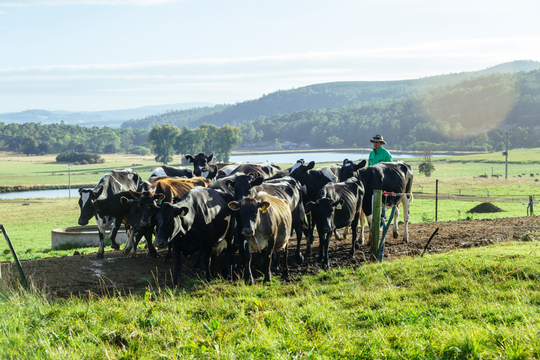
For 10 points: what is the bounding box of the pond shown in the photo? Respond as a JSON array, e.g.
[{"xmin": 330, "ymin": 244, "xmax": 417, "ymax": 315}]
[
  {"xmin": 229, "ymin": 151, "xmax": 425, "ymax": 164},
  {"xmin": 0, "ymin": 188, "xmax": 75, "ymax": 199}
]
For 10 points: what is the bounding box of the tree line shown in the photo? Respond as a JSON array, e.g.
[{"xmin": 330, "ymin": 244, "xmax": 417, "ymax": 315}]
[{"xmin": 0, "ymin": 121, "xmax": 242, "ymax": 164}]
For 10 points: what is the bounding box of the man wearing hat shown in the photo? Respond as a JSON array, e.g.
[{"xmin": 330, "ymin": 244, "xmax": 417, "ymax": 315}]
[{"xmin": 368, "ymin": 134, "xmax": 392, "ymax": 166}]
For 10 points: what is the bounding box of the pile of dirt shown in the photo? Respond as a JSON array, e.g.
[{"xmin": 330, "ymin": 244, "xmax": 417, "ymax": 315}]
[{"xmin": 468, "ymin": 202, "xmax": 504, "ymax": 213}]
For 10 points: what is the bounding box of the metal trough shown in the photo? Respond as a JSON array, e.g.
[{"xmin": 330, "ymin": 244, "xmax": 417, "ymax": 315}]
[{"xmin": 51, "ymin": 225, "xmax": 128, "ymax": 249}]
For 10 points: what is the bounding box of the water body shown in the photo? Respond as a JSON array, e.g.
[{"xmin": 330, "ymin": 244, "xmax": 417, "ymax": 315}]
[
  {"xmin": 230, "ymin": 151, "xmax": 423, "ymax": 164},
  {"xmin": 0, "ymin": 188, "xmax": 75, "ymax": 199}
]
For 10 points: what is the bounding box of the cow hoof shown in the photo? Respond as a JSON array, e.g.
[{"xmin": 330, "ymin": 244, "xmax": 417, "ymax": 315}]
[
  {"xmin": 96, "ymin": 252, "xmax": 104, "ymax": 259},
  {"xmin": 126, "ymin": 252, "xmax": 136, "ymax": 259},
  {"xmin": 393, "ymin": 232, "xmax": 399, "ymax": 239},
  {"xmin": 111, "ymin": 243, "xmax": 120, "ymax": 251},
  {"xmin": 355, "ymin": 242, "xmax": 360, "ymax": 249},
  {"xmin": 295, "ymin": 254, "xmax": 304, "ymax": 264},
  {"xmin": 147, "ymin": 251, "xmax": 158, "ymax": 258}
]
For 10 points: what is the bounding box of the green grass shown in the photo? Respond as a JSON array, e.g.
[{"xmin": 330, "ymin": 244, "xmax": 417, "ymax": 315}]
[{"xmin": 2, "ymin": 241, "xmax": 540, "ymax": 358}]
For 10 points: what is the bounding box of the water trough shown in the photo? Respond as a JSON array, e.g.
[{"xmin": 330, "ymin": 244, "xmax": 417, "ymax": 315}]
[{"xmin": 51, "ymin": 225, "xmax": 128, "ymax": 249}]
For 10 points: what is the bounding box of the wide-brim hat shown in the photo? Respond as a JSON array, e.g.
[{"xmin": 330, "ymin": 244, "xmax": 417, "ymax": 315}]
[{"xmin": 370, "ymin": 134, "xmax": 386, "ymax": 144}]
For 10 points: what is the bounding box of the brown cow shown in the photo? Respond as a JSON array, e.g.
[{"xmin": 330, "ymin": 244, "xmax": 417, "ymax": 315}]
[
  {"xmin": 122, "ymin": 176, "xmax": 211, "ymax": 257},
  {"xmin": 228, "ymin": 191, "xmax": 292, "ymax": 284}
]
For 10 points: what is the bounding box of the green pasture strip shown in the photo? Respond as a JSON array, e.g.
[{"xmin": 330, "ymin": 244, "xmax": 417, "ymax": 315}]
[
  {"xmin": 434, "ymin": 147, "xmax": 540, "ymax": 164},
  {"xmin": 408, "ymin": 161, "xmax": 540, "ymax": 179},
  {"xmin": 1, "ymin": 242, "xmax": 540, "ymax": 358}
]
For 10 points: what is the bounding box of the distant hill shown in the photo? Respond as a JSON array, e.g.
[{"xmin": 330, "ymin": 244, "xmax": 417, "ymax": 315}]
[
  {"xmin": 121, "ymin": 60, "xmax": 540, "ymax": 129},
  {"xmin": 0, "ymin": 102, "xmax": 214, "ymax": 127}
]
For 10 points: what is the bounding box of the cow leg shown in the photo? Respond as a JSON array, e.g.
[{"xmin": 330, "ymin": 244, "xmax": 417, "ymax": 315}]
[
  {"xmin": 282, "ymin": 243, "xmax": 289, "ymax": 280},
  {"xmin": 126, "ymin": 228, "xmax": 143, "ymax": 258},
  {"xmin": 108, "ymin": 219, "xmax": 122, "ymax": 251},
  {"xmin": 366, "ymin": 214, "xmax": 373, "ymax": 247},
  {"xmin": 95, "ymin": 215, "xmax": 107, "ymax": 259},
  {"xmin": 243, "ymin": 240, "xmax": 254, "ymax": 285},
  {"xmin": 317, "ymin": 228, "xmax": 325, "ymax": 263},
  {"xmin": 306, "ymin": 214, "xmax": 314, "ymax": 257},
  {"xmin": 225, "ymin": 223, "xmax": 235, "ymax": 280},
  {"xmin": 263, "ymin": 248, "xmax": 273, "ymax": 283},
  {"xmin": 350, "ymin": 213, "xmax": 360, "ymax": 258},
  {"xmin": 292, "ymin": 209, "xmax": 304, "ymax": 264},
  {"xmin": 163, "ymin": 243, "xmax": 173, "ymax": 263},
  {"xmin": 144, "ymin": 227, "xmax": 157, "ymax": 258},
  {"xmin": 192, "ymin": 251, "xmax": 203, "ymax": 273},
  {"xmin": 393, "ymin": 205, "xmax": 401, "ymax": 239},
  {"xmin": 402, "ymin": 196, "xmax": 411, "ymax": 243},
  {"xmin": 334, "ymin": 228, "xmax": 344, "ymax": 240},
  {"xmin": 272, "ymin": 251, "xmax": 281, "ymax": 271},
  {"xmin": 322, "ymin": 231, "xmax": 332, "ymax": 269}
]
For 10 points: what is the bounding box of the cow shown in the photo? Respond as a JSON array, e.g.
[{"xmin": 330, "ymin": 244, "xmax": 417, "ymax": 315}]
[
  {"xmin": 77, "ymin": 169, "xmax": 142, "ymax": 258},
  {"xmin": 305, "ymin": 178, "xmax": 364, "ymax": 268},
  {"xmin": 288, "ymin": 160, "xmax": 339, "ymax": 256},
  {"xmin": 185, "ymin": 152, "xmax": 233, "ymax": 180},
  {"xmin": 339, "ymin": 159, "xmax": 413, "ymax": 244},
  {"xmin": 228, "ymin": 191, "xmax": 292, "ymax": 284},
  {"xmin": 149, "ymin": 166, "xmax": 193, "ymax": 178},
  {"xmin": 217, "ymin": 162, "xmax": 281, "ymax": 180},
  {"xmin": 226, "ymin": 174, "xmax": 306, "ymax": 265},
  {"xmin": 124, "ymin": 176, "xmax": 212, "ymax": 259},
  {"xmin": 150, "ymin": 187, "xmax": 235, "ymax": 285}
]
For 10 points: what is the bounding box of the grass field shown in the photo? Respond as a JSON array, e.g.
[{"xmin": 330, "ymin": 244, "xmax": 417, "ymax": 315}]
[{"xmin": 1, "ymin": 241, "xmax": 540, "ymax": 358}]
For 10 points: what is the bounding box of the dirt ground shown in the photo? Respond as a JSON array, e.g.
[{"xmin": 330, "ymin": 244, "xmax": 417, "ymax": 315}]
[{"xmin": 6, "ymin": 216, "xmax": 540, "ymax": 298}]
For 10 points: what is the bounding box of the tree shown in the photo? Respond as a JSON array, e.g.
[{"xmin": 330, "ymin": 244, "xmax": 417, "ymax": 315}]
[
  {"xmin": 175, "ymin": 126, "xmax": 207, "ymax": 156},
  {"xmin": 148, "ymin": 124, "xmax": 181, "ymax": 164},
  {"xmin": 419, "ymin": 162, "xmax": 435, "ymax": 177},
  {"xmin": 38, "ymin": 142, "xmax": 50, "ymax": 154},
  {"xmin": 21, "ymin": 136, "xmax": 38, "ymax": 155},
  {"xmin": 212, "ymin": 124, "xmax": 242, "ymax": 162},
  {"xmin": 326, "ymin": 135, "xmax": 344, "ymax": 148}
]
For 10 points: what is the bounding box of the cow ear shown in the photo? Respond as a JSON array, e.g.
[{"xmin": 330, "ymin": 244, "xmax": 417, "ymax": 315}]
[
  {"xmin": 175, "ymin": 206, "xmax": 189, "ymax": 217},
  {"xmin": 207, "ymin": 153, "xmax": 214, "ymax": 163},
  {"xmin": 333, "ymin": 199, "xmax": 344, "ymax": 210},
  {"xmin": 305, "ymin": 201, "xmax": 316, "ymax": 212},
  {"xmin": 120, "ymin": 196, "xmax": 136, "ymax": 207},
  {"xmin": 307, "ymin": 161, "xmax": 315, "ymax": 170},
  {"xmin": 78, "ymin": 188, "xmax": 84, "ymax": 195},
  {"xmin": 250, "ymin": 176, "xmax": 264, "ymax": 187},
  {"xmin": 356, "ymin": 160, "xmax": 367, "ymax": 170},
  {"xmin": 129, "ymin": 189, "xmax": 142, "ymax": 198},
  {"xmin": 153, "ymin": 193, "xmax": 166, "ymax": 202},
  {"xmin": 228, "ymin": 201, "xmax": 240, "ymax": 211},
  {"xmin": 225, "ymin": 179, "xmax": 236, "ymax": 189},
  {"xmin": 94, "ymin": 185, "xmax": 104, "ymax": 198},
  {"xmin": 258, "ymin": 201, "xmax": 271, "ymax": 213}
]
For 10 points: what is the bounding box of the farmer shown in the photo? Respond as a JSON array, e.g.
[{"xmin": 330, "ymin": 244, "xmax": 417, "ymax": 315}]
[
  {"xmin": 368, "ymin": 134, "xmax": 392, "ymax": 166},
  {"xmin": 368, "ymin": 134, "xmax": 392, "ymax": 222}
]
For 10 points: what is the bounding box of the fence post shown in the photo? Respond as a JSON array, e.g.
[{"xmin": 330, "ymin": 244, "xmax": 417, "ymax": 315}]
[
  {"xmin": 435, "ymin": 179, "xmax": 439, "ymax": 222},
  {"xmin": 0, "ymin": 224, "xmax": 28, "ymax": 289},
  {"xmin": 370, "ymin": 190, "xmax": 382, "ymax": 262},
  {"xmin": 530, "ymin": 195, "xmax": 534, "ymax": 216}
]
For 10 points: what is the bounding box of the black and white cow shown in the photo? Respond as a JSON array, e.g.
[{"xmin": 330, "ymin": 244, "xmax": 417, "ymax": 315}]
[
  {"xmin": 288, "ymin": 160, "xmax": 339, "ymax": 256},
  {"xmin": 185, "ymin": 153, "xmax": 234, "ymax": 180},
  {"xmin": 217, "ymin": 162, "xmax": 281, "ymax": 180},
  {"xmin": 150, "ymin": 187, "xmax": 235, "ymax": 285},
  {"xmin": 149, "ymin": 166, "xmax": 193, "ymax": 178},
  {"xmin": 306, "ymin": 178, "xmax": 364, "ymax": 268},
  {"xmin": 78, "ymin": 169, "xmax": 142, "ymax": 258},
  {"xmin": 339, "ymin": 159, "xmax": 413, "ymax": 243}
]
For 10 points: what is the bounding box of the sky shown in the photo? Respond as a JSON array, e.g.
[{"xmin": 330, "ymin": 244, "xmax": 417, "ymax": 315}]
[{"xmin": 0, "ymin": 0, "xmax": 539, "ymax": 113}]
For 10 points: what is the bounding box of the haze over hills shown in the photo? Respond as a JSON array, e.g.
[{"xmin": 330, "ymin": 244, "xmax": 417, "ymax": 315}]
[
  {"xmin": 121, "ymin": 60, "xmax": 540, "ymax": 129},
  {"xmin": 0, "ymin": 102, "xmax": 214, "ymax": 128}
]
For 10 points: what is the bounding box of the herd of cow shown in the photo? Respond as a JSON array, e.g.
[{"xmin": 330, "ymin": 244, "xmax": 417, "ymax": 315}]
[{"xmin": 77, "ymin": 152, "xmax": 414, "ymax": 286}]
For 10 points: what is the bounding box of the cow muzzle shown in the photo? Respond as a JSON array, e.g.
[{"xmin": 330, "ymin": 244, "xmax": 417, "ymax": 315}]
[
  {"xmin": 153, "ymin": 237, "xmax": 169, "ymax": 249},
  {"xmin": 241, "ymin": 228, "xmax": 254, "ymax": 237},
  {"xmin": 78, "ymin": 218, "xmax": 89, "ymax": 226}
]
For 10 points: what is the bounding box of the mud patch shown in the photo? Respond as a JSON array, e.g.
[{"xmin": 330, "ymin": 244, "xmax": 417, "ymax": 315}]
[{"xmin": 468, "ymin": 202, "xmax": 504, "ymax": 213}]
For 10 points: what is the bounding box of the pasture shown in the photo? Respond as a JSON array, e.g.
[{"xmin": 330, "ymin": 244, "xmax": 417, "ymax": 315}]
[{"xmin": 1, "ymin": 149, "xmax": 540, "ymax": 358}]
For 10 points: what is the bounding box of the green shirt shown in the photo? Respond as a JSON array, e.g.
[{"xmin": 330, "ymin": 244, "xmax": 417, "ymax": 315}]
[{"xmin": 368, "ymin": 147, "xmax": 392, "ymax": 166}]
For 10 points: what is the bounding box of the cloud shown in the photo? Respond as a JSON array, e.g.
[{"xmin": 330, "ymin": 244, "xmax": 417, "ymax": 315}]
[
  {"xmin": 0, "ymin": 0, "xmax": 181, "ymax": 6},
  {"xmin": 1, "ymin": 36, "xmax": 539, "ymax": 111}
]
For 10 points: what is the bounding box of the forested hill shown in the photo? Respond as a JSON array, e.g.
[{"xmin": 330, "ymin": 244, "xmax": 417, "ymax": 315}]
[
  {"xmin": 238, "ymin": 69, "xmax": 540, "ymax": 151},
  {"xmin": 121, "ymin": 60, "xmax": 540, "ymax": 129}
]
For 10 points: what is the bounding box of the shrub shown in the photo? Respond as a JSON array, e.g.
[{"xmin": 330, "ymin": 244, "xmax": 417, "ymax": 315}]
[
  {"xmin": 419, "ymin": 162, "xmax": 435, "ymax": 177},
  {"xmin": 56, "ymin": 151, "xmax": 105, "ymax": 164}
]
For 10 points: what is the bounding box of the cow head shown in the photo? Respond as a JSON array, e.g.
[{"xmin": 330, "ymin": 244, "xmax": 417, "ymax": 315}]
[
  {"xmin": 186, "ymin": 152, "xmax": 213, "ymax": 177},
  {"xmin": 339, "ymin": 159, "xmax": 367, "ymax": 182},
  {"xmin": 288, "ymin": 160, "xmax": 315, "ymax": 186},
  {"xmin": 231, "ymin": 173, "xmax": 264, "ymax": 201},
  {"xmin": 228, "ymin": 197, "xmax": 271, "ymax": 237},
  {"xmin": 77, "ymin": 186, "xmax": 104, "ymax": 226},
  {"xmin": 151, "ymin": 202, "xmax": 190, "ymax": 249},
  {"xmin": 127, "ymin": 189, "xmax": 165, "ymax": 227},
  {"xmin": 305, "ymin": 198, "xmax": 344, "ymax": 234}
]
